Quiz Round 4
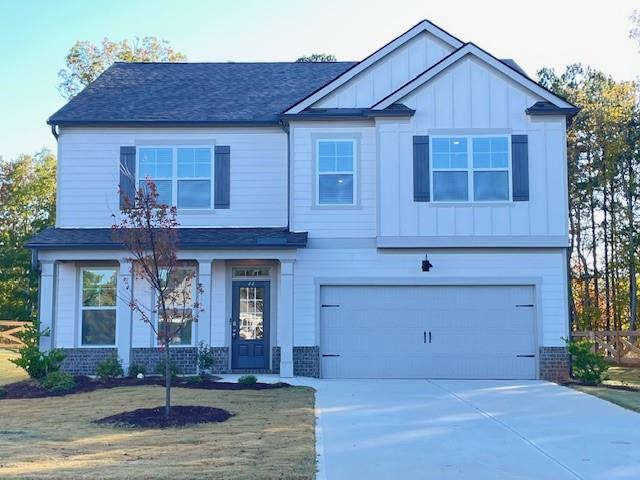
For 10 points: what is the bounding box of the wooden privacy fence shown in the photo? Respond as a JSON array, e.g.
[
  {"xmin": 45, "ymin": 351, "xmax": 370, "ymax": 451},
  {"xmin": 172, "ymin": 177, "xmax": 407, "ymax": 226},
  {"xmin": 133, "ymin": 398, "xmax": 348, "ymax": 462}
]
[
  {"xmin": 572, "ymin": 330, "xmax": 640, "ymax": 365},
  {"xmin": 0, "ymin": 321, "xmax": 29, "ymax": 349}
]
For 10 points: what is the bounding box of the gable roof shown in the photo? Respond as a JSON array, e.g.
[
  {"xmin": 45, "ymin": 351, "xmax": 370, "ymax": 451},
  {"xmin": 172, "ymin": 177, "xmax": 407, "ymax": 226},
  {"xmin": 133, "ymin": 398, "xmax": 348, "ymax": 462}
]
[
  {"xmin": 371, "ymin": 43, "xmax": 577, "ymax": 111},
  {"xmin": 282, "ymin": 19, "xmax": 464, "ymax": 114},
  {"xmin": 48, "ymin": 62, "xmax": 356, "ymax": 127}
]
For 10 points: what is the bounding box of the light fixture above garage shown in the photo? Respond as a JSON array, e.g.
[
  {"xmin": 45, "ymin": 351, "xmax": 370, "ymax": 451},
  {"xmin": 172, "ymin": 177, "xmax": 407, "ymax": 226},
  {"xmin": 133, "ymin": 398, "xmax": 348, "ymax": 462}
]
[{"xmin": 422, "ymin": 253, "xmax": 433, "ymax": 272}]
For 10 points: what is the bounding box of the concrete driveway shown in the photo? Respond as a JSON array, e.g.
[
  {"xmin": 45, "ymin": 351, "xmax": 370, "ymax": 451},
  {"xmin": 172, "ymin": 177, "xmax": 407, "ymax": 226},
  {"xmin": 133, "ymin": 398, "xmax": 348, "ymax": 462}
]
[{"xmin": 311, "ymin": 379, "xmax": 640, "ymax": 480}]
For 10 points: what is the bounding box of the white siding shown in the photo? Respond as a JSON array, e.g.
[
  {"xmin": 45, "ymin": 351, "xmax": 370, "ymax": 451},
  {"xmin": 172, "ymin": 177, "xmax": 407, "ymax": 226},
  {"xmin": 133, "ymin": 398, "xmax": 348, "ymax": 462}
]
[
  {"xmin": 313, "ymin": 32, "xmax": 454, "ymax": 109},
  {"xmin": 293, "ymin": 247, "xmax": 568, "ymax": 348},
  {"xmin": 377, "ymin": 56, "xmax": 569, "ymax": 239},
  {"xmin": 56, "ymin": 127, "xmax": 288, "ymax": 228},
  {"xmin": 290, "ymin": 123, "xmax": 377, "ymax": 238}
]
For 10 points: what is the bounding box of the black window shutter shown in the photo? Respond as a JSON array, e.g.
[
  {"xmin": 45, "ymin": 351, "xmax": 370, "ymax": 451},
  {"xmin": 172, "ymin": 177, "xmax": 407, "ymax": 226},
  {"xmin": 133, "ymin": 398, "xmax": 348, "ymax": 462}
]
[
  {"xmin": 214, "ymin": 146, "xmax": 230, "ymax": 209},
  {"xmin": 512, "ymin": 135, "xmax": 529, "ymax": 201},
  {"xmin": 413, "ymin": 135, "xmax": 430, "ymax": 202},
  {"xmin": 119, "ymin": 146, "xmax": 136, "ymax": 209}
]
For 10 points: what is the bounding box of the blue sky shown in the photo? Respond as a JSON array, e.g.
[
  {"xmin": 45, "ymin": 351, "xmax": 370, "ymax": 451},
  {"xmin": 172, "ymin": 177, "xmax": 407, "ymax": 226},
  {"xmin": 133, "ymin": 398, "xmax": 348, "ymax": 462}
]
[{"xmin": 1, "ymin": 0, "xmax": 638, "ymax": 161}]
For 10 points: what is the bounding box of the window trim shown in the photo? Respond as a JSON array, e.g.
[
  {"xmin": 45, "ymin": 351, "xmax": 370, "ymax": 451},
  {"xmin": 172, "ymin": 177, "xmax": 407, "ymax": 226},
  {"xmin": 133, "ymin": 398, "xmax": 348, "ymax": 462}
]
[
  {"xmin": 315, "ymin": 138, "xmax": 358, "ymax": 207},
  {"xmin": 155, "ymin": 265, "xmax": 197, "ymax": 348},
  {"xmin": 136, "ymin": 145, "xmax": 215, "ymax": 210},
  {"xmin": 78, "ymin": 266, "xmax": 118, "ymax": 348},
  {"xmin": 429, "ymin": 134, "xmax": 512, "ymax": 203}
]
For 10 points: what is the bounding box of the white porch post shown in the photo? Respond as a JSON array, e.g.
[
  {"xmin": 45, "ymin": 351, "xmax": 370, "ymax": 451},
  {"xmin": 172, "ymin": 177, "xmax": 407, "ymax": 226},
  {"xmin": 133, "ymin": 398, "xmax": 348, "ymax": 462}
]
[
  {"xmin": 117, "ymin": 259, "xmax": 133, "ymax": 370},
  {"xmin": 38, "ymin": 260, "xmax": 55, "ymax": 351},
  {"xmin": 197, "ymin": 259, "xmax": 213, "ymax": 347},
  {"xmin": 278, "ymin": 259, "xmax": 295, "ymax": 377}
]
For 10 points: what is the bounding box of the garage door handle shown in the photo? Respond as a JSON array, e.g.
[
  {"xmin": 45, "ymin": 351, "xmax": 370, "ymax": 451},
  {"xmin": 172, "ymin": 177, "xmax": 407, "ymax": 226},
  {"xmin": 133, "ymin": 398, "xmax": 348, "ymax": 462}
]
[
  {"xmin": 517, "ymin": 354, "xmax": 535, "ymax": 358},
  {"xmin": 429, "ymin": 331, "xmax": 432, "ymax": 344},
  {"xmin": 424, "ymin": 331, "xmax": 426, "ymax": 343},
  {"xmin": 322, "ymin": 354, "xmax": 340, "ymax": 357}
]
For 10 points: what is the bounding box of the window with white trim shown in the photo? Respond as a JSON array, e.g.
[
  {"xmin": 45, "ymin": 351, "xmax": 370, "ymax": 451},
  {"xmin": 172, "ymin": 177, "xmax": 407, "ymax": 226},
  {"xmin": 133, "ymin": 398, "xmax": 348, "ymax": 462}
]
[
  {"xmin": 431, "ymin": 136, "xmax": 511, "ymax": 202},
  {"xmin": 81, "ymin": 268, "xmax": 117, "ymax": 346},
  {"xmin": 316, "ymin": 139, "xmax": 356, "ymax": 205},
  {"xmin": 157, "ymin": 265, "xmax": 196, "ymax": 346},
  {"xmin": 138, "ymin": 147, "xmax": 213, "ymax": 209}
]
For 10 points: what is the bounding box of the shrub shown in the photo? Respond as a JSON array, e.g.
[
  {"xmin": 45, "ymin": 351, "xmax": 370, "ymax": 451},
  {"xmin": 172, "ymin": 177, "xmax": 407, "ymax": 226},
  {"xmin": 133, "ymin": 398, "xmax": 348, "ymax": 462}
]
[
  {"xmin": 10, "ymin": 322, "xmax": 65, "ymax": 379},
  {"xmin": 0, "ymin": 387, "xmax": 7, "ymax": 399},
  {"xmin": 155, "ymin": 359, "xmax": 180, "ymax": 380},
  {"xmin": 40, "ymin": 371, "xmax": 76, "ymax": 393},
  {"xmin": 238, "ymin": 374, "xmax": 257, "ymax": 385},
  {"xmin": 127, "ymin": 363, "xmax": 146, "ymax": 378},
  {"xmin": 185, "ymin": 375, "xmax": 203, "ymax": 384},
  {"xmin": 96, "ymin": 356, "xmax": 124, "ymax": 382},
  {"xmin": 197, "ymin": 342, "xmax": 214, "ymax": 374},
  {"xmin": 566, "ymin": 338, "xmax": 609, "ymax": 385}
]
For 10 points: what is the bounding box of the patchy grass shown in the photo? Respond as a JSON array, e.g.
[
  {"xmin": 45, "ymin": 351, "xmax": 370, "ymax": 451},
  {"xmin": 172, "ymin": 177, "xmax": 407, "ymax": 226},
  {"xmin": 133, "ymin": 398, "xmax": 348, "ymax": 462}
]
[
  {"xmin": 569, "ymin": 366, "xmax": 640, "ymax": 414},
  {"xmin": 0, "ymin": 385, "xmax": 316, "ymax": 479},
  {"xmin": 0, "ymin": 349, "xmax": 27, "ymax": 386}
]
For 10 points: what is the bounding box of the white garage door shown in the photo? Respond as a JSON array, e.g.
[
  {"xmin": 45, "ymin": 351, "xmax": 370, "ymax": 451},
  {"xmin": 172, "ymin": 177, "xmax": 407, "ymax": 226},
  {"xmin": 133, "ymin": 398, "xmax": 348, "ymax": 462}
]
[{"xmin": 320, "ymin": 285, "xmax": 537, "ymax": 379}]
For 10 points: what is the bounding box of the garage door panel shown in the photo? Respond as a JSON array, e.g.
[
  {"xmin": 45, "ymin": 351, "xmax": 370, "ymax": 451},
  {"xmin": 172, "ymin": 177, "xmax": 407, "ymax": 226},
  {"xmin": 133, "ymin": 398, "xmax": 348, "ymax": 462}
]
[{"xmin": 320, "ymin": 285, "xmax": 536, "ymax": 379}]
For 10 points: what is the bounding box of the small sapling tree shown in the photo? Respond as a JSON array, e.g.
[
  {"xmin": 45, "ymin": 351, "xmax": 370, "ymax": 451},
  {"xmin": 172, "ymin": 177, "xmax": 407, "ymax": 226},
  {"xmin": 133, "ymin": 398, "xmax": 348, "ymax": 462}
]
[{"xmin": 112, "ymin": 179, "xmax": 203, "ymax": 417}]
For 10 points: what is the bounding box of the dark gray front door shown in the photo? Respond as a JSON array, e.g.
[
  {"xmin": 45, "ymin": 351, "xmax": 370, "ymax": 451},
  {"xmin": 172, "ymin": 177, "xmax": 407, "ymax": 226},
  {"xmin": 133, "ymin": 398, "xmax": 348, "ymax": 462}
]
[{"xmin": 232, "ymin": 280, "xmax": 270, "ymax": 369}]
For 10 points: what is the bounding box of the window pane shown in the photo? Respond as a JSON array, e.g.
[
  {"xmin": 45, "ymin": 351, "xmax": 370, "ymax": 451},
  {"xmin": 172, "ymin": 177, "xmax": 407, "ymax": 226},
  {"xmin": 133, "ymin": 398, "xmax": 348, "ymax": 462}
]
[
  {"xmin": 451, "ymin": 138, "xmax": 467, "ymax": 152},
  {"xmin": 319, "ymin": 174, "xmax": 354, "ymax": 204},
  {"xmin": 177, "ymin": 148, "xmax": 194, "ymax": 176},
  {"xmin": 139, "ymin": 180, "xmax": 172, "ymax": 205},
  {"xmin": 178, "ymin": 148, "xmax": 211, "ymax": 177},
  {"xmin": 451, "ymin": 153, "xmax": 468, "ymax": 168},
  {"xmin": 432, "ymin": 138, "xmax": 449, "ymax": 153},
  {"xmin": 194, "ymin": 148, "xmax": 212, "ymax": 176},
  {"xmin": 319, "ymin": 156, "xmax": 335, "ymax": 172},
  {"xmin": 82, "ymin": 269, "xmax": 116, "ymax": 307},
  {"xmin": 433, "ymin": 171, "xmax": 468, "ymax": 201},
  {"xmin": 491, "ymin": 137, "xmax": 508, "ymax": 152},
  {"xmin": 159, "ymin": 316, "xmax": 192, "ymax": 345},
  {"xmin": 473, "ymin": 152, "xmax": 491, "ymax": 168},
  {"xmin": 336, "ymin": 156, "xmax": 353, "ymax": 172},
  {"xmin": 335, "ymin": 141, "xmax": 353, "ymax": 156},
  {"xmin": 492, "ymin": 152, "xmax": 508, "ymax": 168},
  {"xmin": 138, "ymin": 148, "xmax": 157, "ymax": 178},
  {"xmin": 432, "ymin": 153, "xmax": 449, "ymax": 169},
  {"xmin": 318, "ymin": 142, "xmax": 335, "ymax": 156},
  {"xmin": 178, "ymin": 180, "xmax": 210, "ymax": 208},
  {"xmin": 474, "ymin": 171, "xmax": 509, "ymax": 201},
  {"xmin": 473, "ymin": 138, "xmax": 491, "ymax": 153},
  {"xmin": 164, "ymin": 267, "xmax": 195, "ymax": 306},
  {"xmin": 82, "ymin": 310, "xmax": 116, "ymax": 345}
]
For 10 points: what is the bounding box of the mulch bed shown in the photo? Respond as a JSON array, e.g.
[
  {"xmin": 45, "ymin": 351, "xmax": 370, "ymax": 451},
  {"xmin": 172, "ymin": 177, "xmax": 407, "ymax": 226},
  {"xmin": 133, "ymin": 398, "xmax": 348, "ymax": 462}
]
[
  {"xmin": 1, "ymin": 376, "xmax": 289, "ymax": 400},
  {"xmin": 93, "ymin": 405, "xmax": 233, "ymax": 429},
  {"xmin": 562, "ymin": 380, "xmax": 639, "ymax": 392}
]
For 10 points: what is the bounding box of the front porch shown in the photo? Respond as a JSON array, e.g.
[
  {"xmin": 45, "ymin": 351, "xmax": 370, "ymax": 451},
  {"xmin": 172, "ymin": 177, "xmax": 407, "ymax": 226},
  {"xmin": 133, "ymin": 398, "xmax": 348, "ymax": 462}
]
[{"xmin": 30, "ymin": 228, "xmax": 312, "ymax": 378}]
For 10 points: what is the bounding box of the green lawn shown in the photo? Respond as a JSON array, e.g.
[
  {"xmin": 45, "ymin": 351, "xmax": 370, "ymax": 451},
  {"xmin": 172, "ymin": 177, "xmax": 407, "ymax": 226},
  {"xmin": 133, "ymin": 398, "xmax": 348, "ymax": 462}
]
[
  {"xmin": 570, "ymin": 366, "xmax": 640, "ymax": 413},
  {"xmin": 0, "ymin": 349, "xmax": 27, "ymax": 386}
]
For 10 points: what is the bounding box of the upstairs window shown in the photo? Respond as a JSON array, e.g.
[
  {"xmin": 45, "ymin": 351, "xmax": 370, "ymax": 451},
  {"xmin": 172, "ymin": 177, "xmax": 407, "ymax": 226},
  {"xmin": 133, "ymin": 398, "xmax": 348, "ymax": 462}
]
[
  {"xmin": 431, "ymin": 136, "xmax": 511, "ymax": 202},
  {"xmin": 316, "ymin": 140, "xmax": 356, "ymax": 205},
  {"xmin": 138, "ymin": 147, "xmax": 213, "ymax": 209}
]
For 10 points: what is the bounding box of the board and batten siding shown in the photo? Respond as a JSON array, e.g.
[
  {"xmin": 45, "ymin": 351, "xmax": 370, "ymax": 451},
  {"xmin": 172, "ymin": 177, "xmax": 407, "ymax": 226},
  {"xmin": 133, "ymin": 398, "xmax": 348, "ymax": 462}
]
[
  {"xmin": 290, "ymin": 123, "xmax": 377, "ymax": 238},
  {"xmin": 56, "ymin": 127, "xmax": 288, "ymax": 228},
  {"xmin": 292, "ymin": 248, "xmax": 568, "ymax": 349},
  {"xmin": 313, "ymin": 32, "xmax": 454, "ymax": 109},
  {"xmin": 53, "ymin": 262, "xmax": 77, "ymax": 348},
  {"xmin": 377, "ymin": 56, "xmax": 568, "ymax": 239}
]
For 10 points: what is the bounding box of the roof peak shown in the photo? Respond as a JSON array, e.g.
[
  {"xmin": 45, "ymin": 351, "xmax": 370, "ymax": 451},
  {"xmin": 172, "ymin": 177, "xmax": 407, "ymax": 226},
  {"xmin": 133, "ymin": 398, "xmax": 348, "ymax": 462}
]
[{"xmin": 111, "ymin": 61, "xmax": 357, "ymax": 66}]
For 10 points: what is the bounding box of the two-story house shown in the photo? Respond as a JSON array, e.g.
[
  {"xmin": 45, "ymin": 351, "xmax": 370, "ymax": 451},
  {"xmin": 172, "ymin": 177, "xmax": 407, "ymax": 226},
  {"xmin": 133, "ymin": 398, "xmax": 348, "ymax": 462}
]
[{"xmin": 29, "ymin": 20, "xmax": 579, "ymax": 381}]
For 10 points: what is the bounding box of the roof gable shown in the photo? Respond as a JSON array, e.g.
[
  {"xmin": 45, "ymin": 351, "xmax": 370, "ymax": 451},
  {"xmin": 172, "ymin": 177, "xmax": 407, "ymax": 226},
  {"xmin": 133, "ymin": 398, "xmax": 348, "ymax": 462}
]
[
  {"xmin": 283, "ymin": 20, "xmax": 464, "ymax": 114},
  {"xmin": 372, "ymin": 43, "xmax": 576, "ymax": 111}
]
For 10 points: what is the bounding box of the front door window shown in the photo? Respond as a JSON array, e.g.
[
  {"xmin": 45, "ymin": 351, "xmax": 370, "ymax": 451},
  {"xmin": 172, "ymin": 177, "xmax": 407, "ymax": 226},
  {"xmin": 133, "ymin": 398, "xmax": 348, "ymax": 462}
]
[{"xmin": 239, "ymin": 286, "xmax": 264, "ymax": 340}]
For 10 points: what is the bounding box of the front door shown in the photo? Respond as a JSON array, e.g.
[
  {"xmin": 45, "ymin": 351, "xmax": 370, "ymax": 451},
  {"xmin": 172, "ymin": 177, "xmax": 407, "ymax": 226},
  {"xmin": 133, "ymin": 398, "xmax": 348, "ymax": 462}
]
[{"xmin": 232, "ymin": 280, "xmax": 270, "ymax": 369}]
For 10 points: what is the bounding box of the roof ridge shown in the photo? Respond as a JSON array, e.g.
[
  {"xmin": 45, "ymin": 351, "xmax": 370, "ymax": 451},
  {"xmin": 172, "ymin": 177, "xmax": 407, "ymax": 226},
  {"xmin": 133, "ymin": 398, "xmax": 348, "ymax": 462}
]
[{"xmin": 112, "ymin": 61, "xmax": 358, "ymax": 65}]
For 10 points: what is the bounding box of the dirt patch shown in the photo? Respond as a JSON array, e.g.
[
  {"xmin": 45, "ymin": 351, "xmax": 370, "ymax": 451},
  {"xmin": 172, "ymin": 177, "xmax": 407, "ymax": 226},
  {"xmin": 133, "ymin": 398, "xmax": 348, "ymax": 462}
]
[
  {"xmin": 94, "ymin": 405, "xmax": 232, "ymax": 428},
  {"xmin": 1, "ymin": 376, "xmax": 289, "ymax": 400},
  {"xmin": 563, "ymin": 380, "xmax": 639, "ymax": 392}
]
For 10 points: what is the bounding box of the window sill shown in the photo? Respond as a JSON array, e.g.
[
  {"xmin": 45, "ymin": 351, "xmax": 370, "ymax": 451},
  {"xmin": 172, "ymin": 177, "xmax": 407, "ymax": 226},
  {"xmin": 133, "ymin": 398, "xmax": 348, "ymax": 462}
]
[
  {"xmin": 177, "ymin": 209, "xmax": 216, "ymax": 215},
  {"xmin": 78, "ymin": 345, "xmax": 117, "ymax": 349},
  {"xmin": 423, "ymin": 202, "xmax": 517, "ymax": 208},
  {"xmin": 311, "ymin": 204, "xmax": 362, "ymax": 211}
]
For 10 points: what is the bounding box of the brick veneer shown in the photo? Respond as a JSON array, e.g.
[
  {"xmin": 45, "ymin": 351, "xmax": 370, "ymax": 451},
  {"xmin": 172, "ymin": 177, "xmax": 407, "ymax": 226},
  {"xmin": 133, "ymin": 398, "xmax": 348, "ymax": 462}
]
[
  {"xmin": 293, "ymin": 346, "xmax": 320, "ymax": 378},
  {"xmin": 539, "ymin": 346, "xmax": 570, "ymax": 382},
  {"xmin": 130, "ymin": 347, "xmax": 198, "ymax": 375},
  {"xmin": 60, "ymin": 348, "xmax": 118, "ymax": 375}
]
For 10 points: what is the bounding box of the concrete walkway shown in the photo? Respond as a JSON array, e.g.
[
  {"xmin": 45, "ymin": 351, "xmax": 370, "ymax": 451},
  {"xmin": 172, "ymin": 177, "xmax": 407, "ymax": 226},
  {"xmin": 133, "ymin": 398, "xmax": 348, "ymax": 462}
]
[{"xmin": 219, "ymin": 376, "xmax": 640, "ymax": 479}]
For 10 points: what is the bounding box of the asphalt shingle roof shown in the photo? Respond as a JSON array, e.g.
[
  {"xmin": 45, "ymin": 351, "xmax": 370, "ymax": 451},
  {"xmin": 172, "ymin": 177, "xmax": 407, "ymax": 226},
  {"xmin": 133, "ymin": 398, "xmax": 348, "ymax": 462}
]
[
  {"xmin": 48, "ymin": 62, "xmax": 357, "ymax": 126},
  {"xmin": 27, "ymin": 228, "xmax": 308, "ymax": 249}
]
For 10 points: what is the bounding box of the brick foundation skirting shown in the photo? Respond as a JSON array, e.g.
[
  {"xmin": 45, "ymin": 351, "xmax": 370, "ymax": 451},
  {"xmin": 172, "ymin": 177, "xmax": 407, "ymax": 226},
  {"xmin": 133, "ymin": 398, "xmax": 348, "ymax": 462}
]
[
  {"xmin": 271, "ymin": 346, "xmax": 281, "ymax": 375},
  {"xmin": 60, "ymin": 348, "xmax": 118, "ymax": 375},
  {"xmin": 130, "ymin": 347, "xmax": 198, "ymax": 375},
  {"xmin": 539, "ymin": 346, "xmax": 570, "ymax": 382},
  {"xmin": 293, "ymin": 346, "xmax": 320, "ymax": 378},
  {"xmin": 209, "ymin": 347, "xmax": 230, "ymax": 374}
]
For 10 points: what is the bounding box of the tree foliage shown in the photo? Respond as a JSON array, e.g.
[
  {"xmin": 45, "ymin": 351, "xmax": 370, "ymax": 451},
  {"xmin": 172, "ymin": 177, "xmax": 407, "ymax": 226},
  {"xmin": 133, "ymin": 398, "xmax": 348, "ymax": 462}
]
[
  {"xmin": 58, "ymin": 36, "xmax": 186, "ymax": 99},
  {"xmin": 0, "ymin": 151, "xmax": 56, "ymax": 320},
  {"xmin": 538, "ymin": 65, "xmax": 640, "ymax": 332},
  {"xmin": 296, "ymin": 53, "xmax": 337, "ymax": 62}
]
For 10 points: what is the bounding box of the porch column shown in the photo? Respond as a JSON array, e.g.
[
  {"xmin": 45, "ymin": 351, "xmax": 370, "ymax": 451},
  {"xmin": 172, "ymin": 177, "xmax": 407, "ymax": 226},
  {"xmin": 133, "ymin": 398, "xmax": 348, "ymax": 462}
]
[
  {"xmin": 117, "ymin": 259, "xmax": 133, "ymax": 370},
  {"xmin": 278, "ymin": 259, "xmax": 295, "ymax": 377},
  {"xmin": 197, "ymin": 259, "xmax": 213, "ymax": 346},
  {"xmin": 38, "ymin": 260, "xmax": 55, "ymax": 351}
]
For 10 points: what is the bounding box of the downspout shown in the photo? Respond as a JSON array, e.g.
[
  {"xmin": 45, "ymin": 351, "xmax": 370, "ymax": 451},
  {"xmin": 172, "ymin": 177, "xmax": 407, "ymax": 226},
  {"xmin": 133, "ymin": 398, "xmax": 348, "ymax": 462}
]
[
  {"xmin": 279, "ymin": 120, "xmax": 291, "ymax": 230},
  {"xmin": 50, "ymin": 124, "xmax": 59, "ymax": 140}
]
